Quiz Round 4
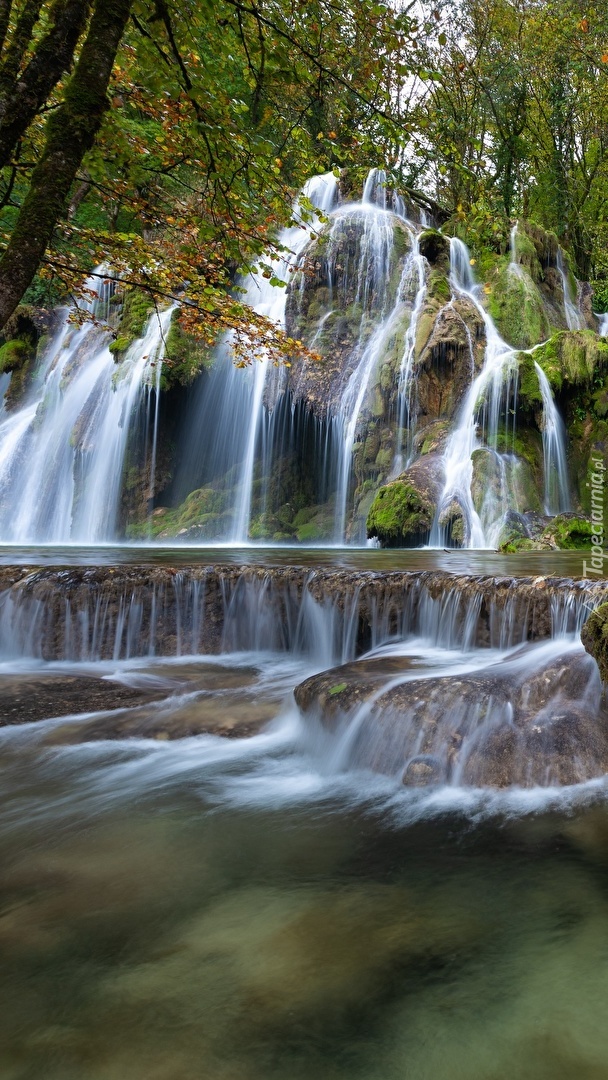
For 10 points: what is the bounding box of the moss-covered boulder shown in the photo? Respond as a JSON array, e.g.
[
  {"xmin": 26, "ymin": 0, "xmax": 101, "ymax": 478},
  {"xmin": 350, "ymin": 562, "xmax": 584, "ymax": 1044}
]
[
  {"xmin": 522, "ymin": 330, "xmax": 608, "ymax": 397},
  {"xmin": 581, "ymin": 603, "xmax": 608, "ymax": 683},
  {"xmin": 366, "ymin": 454, "xmax": 442, "ymax": 546},
  {"xmin": 486, "ymin": 260, "xmax": 551, "ymax": 348},
  {"xmin": 418, "ymin": 229, "xmax": 451, "ymax": 272}
]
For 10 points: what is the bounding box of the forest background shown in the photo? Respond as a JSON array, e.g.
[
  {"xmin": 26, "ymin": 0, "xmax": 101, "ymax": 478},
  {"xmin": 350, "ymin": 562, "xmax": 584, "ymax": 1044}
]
[{"xmin": 0, "ymin": 0, "xmax": 607, "ymax": 372}]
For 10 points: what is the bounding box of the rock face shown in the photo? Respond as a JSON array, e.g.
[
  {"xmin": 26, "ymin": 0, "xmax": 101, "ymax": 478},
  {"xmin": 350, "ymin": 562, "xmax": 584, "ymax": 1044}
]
[
  {"xmin": 581, "ymin": 602, "xmax": 608, "ymax": 683},
  {"xmin": 294, "ymin": 643, "xmax": 608, "ymax": 788},
  {"xmin": 285, "ymin": 207, "xmax": 412, "ymax": 417}
]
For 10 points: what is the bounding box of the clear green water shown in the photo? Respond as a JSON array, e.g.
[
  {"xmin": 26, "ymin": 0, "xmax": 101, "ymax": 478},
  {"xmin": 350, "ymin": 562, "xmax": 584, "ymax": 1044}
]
[
  {"xmin": 0, "ymin": 544, "xmax": 606, "ymax": 1078},
  {"xmin": 0, "ymin": 675, "xmax": 607, "ymax": 1080}
]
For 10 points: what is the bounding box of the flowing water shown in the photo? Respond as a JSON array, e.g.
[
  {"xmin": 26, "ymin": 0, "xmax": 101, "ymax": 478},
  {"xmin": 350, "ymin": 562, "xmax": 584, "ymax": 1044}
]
[
  {"xmin": 0, "ymin": 279, "xmax": 174, "ymax": 543},
  {"xmin": 535, "ymin": 361, "xmax": 571, "ymax": 514},
  {"xmin": 0, "ymin": 545, "xmax": 607, "ymax": 1077},
  {"xmin": 557, "ymin": 247, "xmax": 584, "ymax": 331}
]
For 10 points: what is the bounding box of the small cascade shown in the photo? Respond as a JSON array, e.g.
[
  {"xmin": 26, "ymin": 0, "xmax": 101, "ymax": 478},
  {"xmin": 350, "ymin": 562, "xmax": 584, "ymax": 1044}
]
[
  {"xmin": 557, "ymin": 247, "xmax": 584, "ymax": 330},
  {"xmin": 534, "ymin": 360, "xmax": 571, "ymax": 514},
  {"xmin": 0, "ymin": 563, "xmax": 603, "ymax": 662},
  {"xmin": 0, "ymin": 277, "xmax": 174, "ymax": 542},
  {"xmin": 395, "ymin": 232, "xmax": 427, "ymax": 470},
  {"xmin": 508, "ymin": 222, "xmax": 524, "ymax": 278},
  {"xmin": 431, "ymin": 238, "xmax": 520, "ymax": 548},
  {"xmin": 599, "ymin": 312, "xmax": 608, "ymax": 336}
]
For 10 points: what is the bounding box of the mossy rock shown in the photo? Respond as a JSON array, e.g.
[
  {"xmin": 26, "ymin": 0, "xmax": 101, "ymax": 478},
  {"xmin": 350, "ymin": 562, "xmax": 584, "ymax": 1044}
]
[
  {"xmin": 367, "ymin": 480, "xmax": 435, "ymax": 546},
  {"xmin": 0, "ymin": 339, "xmax": 30, "ymax": 373},
  {"xmin": 426, "ymin": 269, "xmax": 451, "ymax": 305},
  {"xmin": 581, "ymin": 604, "xmax": 608, "ymax": 682},
  {"xmin": 162, "ymin": 311, "xmax": 210, "ymax": 388},
  {"xmin": 522, "ymin": 331, "xmax": 608, "ymax": 397},
  {"xmin": 486, "ymin": 261, "xmax": 550, "ymax": 349},
  {"xmin": 110, "ymin": 287, "xmax": 155, "ymax": 361},
  {"xmin": 418, "ymin": 230, "xmax": 450, "ymax": 272},
  {"xmin": 542, "ymin": 514, "xmax": 592, "ymax": 550}
]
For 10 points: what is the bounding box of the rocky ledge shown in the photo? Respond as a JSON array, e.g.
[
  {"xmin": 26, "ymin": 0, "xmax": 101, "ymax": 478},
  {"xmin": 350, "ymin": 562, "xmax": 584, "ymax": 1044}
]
[{"xmin": 0, "ymin": 564, "xmax": 606, "ymax": 660}]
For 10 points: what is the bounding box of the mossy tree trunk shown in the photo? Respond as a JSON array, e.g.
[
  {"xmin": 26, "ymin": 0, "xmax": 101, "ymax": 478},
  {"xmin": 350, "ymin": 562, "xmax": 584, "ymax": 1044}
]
[
  {"xmin": 0, "ymin": 0, "xmax": 131, "ymax": 331},
  {"xmin": 0, "ymin": 0, "xmax": 94, "ymax": 171}
]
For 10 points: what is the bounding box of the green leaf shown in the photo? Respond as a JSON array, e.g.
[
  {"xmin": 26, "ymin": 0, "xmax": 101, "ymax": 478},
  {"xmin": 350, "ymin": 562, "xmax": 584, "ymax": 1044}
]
[{"xmin": 329, "ymin": 682, "xmax": 348, "ymax": 695}]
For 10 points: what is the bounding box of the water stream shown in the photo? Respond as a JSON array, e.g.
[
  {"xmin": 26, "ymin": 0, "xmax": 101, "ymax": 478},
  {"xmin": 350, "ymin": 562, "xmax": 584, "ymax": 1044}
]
[
  {"xmin": 0, "ymin": 544, "xmax": 606, "ymax": 1076},
  {"xmin": 0, "ymin": 280, "xmax": 174, "ymax": 543}
]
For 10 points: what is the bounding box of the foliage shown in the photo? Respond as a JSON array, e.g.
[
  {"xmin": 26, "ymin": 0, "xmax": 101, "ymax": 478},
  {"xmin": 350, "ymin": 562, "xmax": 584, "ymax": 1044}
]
[{"xmin": 0, "ymin": 0, "xmax": 432, "ymax": 361}]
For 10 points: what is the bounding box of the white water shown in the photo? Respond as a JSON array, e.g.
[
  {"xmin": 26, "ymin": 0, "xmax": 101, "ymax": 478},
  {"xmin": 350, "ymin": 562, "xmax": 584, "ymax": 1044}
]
[
  {"xmin": 557, "ymin": 247, "xmax": 584, "ymax": 330},
  {"xmin": 431, "ymin": 238, "xmax": 520, "ymax": 548},
  {"xmin": 534, "ymin": 360, "xmax": 571, "ymax": 514},
  {"xmin": 395, "ymin": 231, "xmax": 427, "ymax": 471},
  {"xmin": 0, "ymin": 278, "xmax": 174, "ymax": 542},
  {"xmin": 599, "ymin": 313, "xmax": 608, "ymax": 336},
  {"xmin": 232, "ymin": 172, "xmax": 339, "ymax": 540}
]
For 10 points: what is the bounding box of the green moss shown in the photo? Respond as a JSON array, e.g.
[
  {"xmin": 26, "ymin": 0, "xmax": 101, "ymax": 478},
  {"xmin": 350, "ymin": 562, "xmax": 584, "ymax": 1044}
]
[
  {"xmin": 525, "ymin": 330, "xmax": 608, "ymax": 395},
  {"xmin": 366, "ymin": 480, "xmax": 434, "ymax": 546},
  {"xmin": 110, "ymin": 287, "xmax": 155, "ymax": 361},
  {"xmin": 296, "ymin": 522, "xmax": 324, "ymax": 542},
  {"xmin": 486, "ymin": 261, "xmax": 550, "ymax": 348},
  {"xmin": 0, "ymin": 339, "xmax": 29, "ymax": 373},
  {"xmin": 543, "ymin": 515, "xmax": 593, "ymax": 549},
  {"xmin": 426, "ymin": 270, "xmax": 451, "ymax": 305},
  {"xmin": 581, "ymin": 603, "xmax": 608, "ymax": 682}
]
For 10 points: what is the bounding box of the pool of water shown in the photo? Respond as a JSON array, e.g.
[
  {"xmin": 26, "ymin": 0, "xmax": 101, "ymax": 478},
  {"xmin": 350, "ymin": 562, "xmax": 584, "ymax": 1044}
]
[
  {"xmin": 1, "ymin": 636, "xmax": 608, "ymax": 1079},
  {"xmin": 0, "ymin": 543, "xmax": 599, "ymax": 578}
]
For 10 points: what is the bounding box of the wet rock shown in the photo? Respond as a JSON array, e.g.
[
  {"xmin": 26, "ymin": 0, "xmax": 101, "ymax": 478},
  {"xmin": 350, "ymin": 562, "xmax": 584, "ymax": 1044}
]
[
  {"xmin": 0, "ymin": 675, "xmax": 162, "ymax": 725},
  {"xmin": 366, "ymin": 454, "xmax": 443, "ymax": 546},
  {"xmin": 295, "ymin": 644, "xmax": 608, "ymax": 788},
  {"xmin": 414, "ymin": 297, "xmax": 485, "ymax": 424},
  {"xmin": 402, "ymin": 755, "xmax": 443, "ymax": 787},
  {"xmin": 581, "ymin": 602, "xmax": 608, "ymax": 683},
  {"xmin": 0, "ymin": 564, "xmax": 606, "ymax": 662},
  {"xmin": 284, "ymin": 208, "xmax": 411, "ymax": 418}
]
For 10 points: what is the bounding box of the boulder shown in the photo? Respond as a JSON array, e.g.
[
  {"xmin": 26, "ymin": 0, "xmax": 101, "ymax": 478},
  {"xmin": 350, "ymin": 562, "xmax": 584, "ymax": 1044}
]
[
  {"xmin": 366, "ymin": 453, "xmax": 444, "ymax": 546},
  {"xmin": 295, "ymin": 643, "xmax": 608, "ymax": 788}
]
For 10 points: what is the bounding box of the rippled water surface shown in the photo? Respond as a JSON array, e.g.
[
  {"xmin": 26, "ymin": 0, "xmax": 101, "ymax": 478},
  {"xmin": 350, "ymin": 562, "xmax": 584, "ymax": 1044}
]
[
  {"xmin": 0, "ymin": 542, "xmax": 599, "ymax": 578},
  {"xmin": 1, "ymin": 639, "xmax": 608, "ymax": 1079}
]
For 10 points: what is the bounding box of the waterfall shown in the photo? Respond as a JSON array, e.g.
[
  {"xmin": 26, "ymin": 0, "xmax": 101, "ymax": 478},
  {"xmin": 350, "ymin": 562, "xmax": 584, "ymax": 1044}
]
[
  {"xmin": 534, "ymin": 360, "xmax": 571, "ymax": 514},
  {"xmin": 0, "ymin": 278, "xmax": 174, "ymax": 542},
  {"xmin": 508, "ymin": 222, "xmax": 524, "ymax": 278},
  {"xmin": 395, "ymin": 232, "xmax": 427, "ymax": 470},
  {"xmin": 557, "ymin": 247, "xmax": 584, "ymax": 330},
  {"xmin": 599, "ymin": 313, "xmax": 608, "ymax": 336},
  {"xmin": 431, "ymin": 238, "xmax": 520, "ymax": 548}
]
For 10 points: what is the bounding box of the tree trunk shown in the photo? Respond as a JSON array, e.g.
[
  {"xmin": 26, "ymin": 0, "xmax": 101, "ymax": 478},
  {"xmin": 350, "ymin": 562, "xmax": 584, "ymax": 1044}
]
[
  {"xmin": 0, "ymin": 0, "xmax": 132, "ymax": 330},
  {"xmin": 0, "ymin": 0, "xmax": 94, "ymax": 170}
]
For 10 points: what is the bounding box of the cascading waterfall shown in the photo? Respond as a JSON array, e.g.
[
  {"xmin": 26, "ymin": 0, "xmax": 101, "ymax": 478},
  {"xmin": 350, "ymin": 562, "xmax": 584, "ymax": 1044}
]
[
  {"xmin": 0, "ymin": 276, "xmax": 174, "ymax": 543},
  {"xmin": 330, "ymin": 184, "xmax": 408, "ymax": 538},
  {"xmin": 534, "ymin": 360, "xmax": 571, "ymax": 514},
  {"xmin": 431, "ymin": 238, "xmax": 521, "ymax": 548},
  {"xmin": 232, "ymin": 173, "xmax": 340, "ymax": 540},
  {"xmin": 557, "ymin": 247, "xmax": 584, "ymax": 331},
  {"xmin": 394, "ymin": 232, "xmax": 427, "ymax": 471}
]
